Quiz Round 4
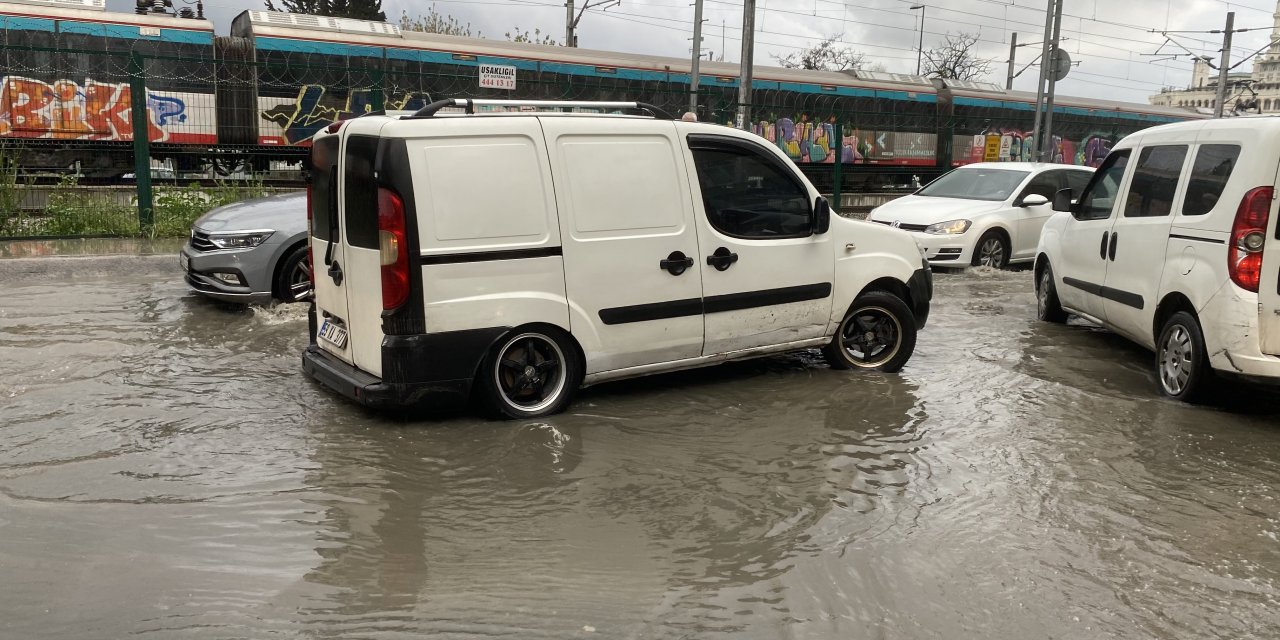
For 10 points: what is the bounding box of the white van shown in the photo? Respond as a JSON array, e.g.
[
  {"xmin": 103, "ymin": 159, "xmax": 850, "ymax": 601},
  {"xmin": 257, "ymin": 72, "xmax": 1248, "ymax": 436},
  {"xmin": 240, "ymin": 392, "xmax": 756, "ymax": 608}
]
[
  {"xmin": 1036, "ymin": 117, "xmax": 1280, "ymax": 401},
  {"xmin": 301, "ymin": 99, "xmax": 932, "ymax": 418}
]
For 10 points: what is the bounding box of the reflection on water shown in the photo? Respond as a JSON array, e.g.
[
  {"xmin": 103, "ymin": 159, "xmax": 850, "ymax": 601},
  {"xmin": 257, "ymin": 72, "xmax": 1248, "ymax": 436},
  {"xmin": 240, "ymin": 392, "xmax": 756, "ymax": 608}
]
[{"xmin": 0, "ymin": 270, "xmax": 1278, "ymax": 638}]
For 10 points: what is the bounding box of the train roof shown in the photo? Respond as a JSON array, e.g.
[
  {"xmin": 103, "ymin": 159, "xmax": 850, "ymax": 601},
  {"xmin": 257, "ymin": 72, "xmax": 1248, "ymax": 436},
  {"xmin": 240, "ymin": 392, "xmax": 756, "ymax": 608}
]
[
  {"xmin": 233, "ymin": 10, "xmax": 941, "ymax": 96},
  {"xmin": 0, "ymin": 0, "xmax": 213, "ymax": 31}
]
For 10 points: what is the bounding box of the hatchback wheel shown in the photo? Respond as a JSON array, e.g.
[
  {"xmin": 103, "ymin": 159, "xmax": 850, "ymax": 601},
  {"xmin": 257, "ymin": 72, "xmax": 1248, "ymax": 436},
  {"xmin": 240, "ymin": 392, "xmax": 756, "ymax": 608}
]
[
  {"xmin": 973, "ymin": 230, "xmax": 1009, "ymax": 269},
  {"xmin": 481, "ymin": 328, "xmax": 581, "ymax": 419},
  {"xmin": 823, "ymin": 291, "xmax": 917, "ymax": 373},
  {"xmin": 1156, "ymin": 311, "xmax": 1211, "ymax": 402}
]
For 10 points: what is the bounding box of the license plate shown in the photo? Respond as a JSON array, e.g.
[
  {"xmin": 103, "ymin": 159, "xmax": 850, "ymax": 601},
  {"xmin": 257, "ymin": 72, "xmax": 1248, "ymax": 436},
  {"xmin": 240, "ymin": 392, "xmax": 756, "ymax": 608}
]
[
  {"xmin": 179, "ymin": 253, "xmax": 190, "ymax": 272},
  {"xmin": 318, "ymin": 318, "xmax": 349, "ymax": 350}
]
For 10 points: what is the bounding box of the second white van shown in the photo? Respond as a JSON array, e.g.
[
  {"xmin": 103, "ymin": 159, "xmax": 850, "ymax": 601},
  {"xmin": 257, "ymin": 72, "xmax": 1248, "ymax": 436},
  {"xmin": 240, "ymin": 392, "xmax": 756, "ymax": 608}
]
[{"xmin": 302, "ymin": 100, "xmax": 932, "ymax": 417}]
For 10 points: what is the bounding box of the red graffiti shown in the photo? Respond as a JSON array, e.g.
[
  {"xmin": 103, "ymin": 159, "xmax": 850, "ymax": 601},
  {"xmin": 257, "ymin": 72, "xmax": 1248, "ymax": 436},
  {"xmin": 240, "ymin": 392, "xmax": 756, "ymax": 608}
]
[{"xmin": 0, "ymin": 76, "xmax": 164, "ymax": 142}]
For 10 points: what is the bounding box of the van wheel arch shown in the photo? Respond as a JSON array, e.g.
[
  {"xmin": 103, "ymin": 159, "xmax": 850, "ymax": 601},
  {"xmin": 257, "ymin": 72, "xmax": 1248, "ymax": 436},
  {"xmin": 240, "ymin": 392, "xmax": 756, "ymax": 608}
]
[
  {"xmin": 1153, "ymin": 292, "xmax": 1198, "ymax": 343},
  {"xmin": 855, "ymin": 277, "xmax": 912, "ymax": 311},
  {"xmin": 473, "ymin": 322, "xmax": 585, "ymax": 418}
]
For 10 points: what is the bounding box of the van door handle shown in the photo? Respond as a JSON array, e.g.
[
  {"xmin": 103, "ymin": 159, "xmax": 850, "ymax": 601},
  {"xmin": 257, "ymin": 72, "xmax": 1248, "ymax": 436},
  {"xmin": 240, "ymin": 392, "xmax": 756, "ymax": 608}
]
[
  {"xmin": 659, "ymin": 251, "xmax": 694, "ymax": 276},
  {"xmin": 707, "ymin": 247, "xmax": 739, "ymax": 271},
  {"xmin": 1100, "ymin": 231, "xmax": 1109, "ymax": 260},
  {"xmin": 327, "ymin": 260, "xmax": 344, "ymax": 286},
  {"xmin": 1108, "ymin": 232, "xmax": 1118, "ymax": 261}
]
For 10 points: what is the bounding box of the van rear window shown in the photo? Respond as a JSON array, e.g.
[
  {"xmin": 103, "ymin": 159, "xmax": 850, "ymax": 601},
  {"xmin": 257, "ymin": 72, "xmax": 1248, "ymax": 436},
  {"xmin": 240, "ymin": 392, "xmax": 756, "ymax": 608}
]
[
  {"xmin": 310, "ymin": 136, "xmax": 339, "ymax": 241},
  {"xmin": 1181, "ymin": 144, "xmax": 1240, "ymax": 216},
  {"xmin": 344, "ymin": 135, "xmax": 381, "ymax": 249}
]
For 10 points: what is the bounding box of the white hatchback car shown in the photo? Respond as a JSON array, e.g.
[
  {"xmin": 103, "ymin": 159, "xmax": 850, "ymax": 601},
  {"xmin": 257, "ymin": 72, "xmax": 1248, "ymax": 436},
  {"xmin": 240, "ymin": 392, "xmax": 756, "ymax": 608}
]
[
  {"xmin": 868, "ymin": 163, "xmax": 1093, "ymax": 269},
  {"xmin": 1036, "ymin": 117, "xmax": 1280, "ymax": 401}
]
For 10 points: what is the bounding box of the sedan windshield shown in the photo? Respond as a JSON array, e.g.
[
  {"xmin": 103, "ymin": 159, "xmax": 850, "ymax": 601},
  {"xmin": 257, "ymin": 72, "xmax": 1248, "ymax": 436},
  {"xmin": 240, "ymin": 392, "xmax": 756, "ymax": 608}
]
[{"xmin": 917, "ymin": 168, "xmax": 1031, "ymax": 202}]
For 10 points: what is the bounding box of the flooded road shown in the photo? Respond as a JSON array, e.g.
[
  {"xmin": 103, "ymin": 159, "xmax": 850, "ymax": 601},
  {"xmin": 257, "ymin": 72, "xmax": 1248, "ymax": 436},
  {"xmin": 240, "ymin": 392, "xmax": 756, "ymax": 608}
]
[{"xmin": 2, "ymin": 266, "xmax": 1279, "ymax": 639}]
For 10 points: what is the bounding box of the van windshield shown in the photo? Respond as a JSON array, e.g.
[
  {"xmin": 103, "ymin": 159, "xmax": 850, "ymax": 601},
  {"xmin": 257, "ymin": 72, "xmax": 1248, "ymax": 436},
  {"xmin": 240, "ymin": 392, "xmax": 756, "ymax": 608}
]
[{"xmin": 918, "ymin": 167, "xmax": 1030, "ymax": 202}]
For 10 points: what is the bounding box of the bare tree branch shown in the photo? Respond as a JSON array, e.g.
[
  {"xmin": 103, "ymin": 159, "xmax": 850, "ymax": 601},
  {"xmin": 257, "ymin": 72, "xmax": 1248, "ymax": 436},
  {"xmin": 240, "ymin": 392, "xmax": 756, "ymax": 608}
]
[
  {"xmin": 922, "ymin": 32, "xmax": 994, "ymax": 81},
  {"xmin": 772, "ymin": 35, "xmax": 867, "ymax": 72}
]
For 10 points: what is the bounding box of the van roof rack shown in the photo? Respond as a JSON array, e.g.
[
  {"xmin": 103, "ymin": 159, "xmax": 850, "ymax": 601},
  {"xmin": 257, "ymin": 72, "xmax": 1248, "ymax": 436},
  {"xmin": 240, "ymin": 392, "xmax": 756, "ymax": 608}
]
[{"xmin": 408, "ymin": 99, "xmax": 673, "ymax": 120}]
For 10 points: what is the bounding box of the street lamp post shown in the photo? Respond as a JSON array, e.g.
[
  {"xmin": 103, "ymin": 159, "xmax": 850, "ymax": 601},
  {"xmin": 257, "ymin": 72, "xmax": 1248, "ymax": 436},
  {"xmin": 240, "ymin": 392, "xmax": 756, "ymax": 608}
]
[{"xmin": 910, "ymin": 5, "xmax": 925, "ymax": 75}]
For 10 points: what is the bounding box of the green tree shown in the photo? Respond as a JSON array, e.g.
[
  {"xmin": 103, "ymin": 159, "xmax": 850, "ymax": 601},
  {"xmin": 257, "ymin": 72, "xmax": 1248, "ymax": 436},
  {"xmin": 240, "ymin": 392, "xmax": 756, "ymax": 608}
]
[
  {"xmin": 399, "ymin": 4, "xmax": 479, "ymax": 37},
  {"xmin": 506, "ymin": 27, "xmax": 558, "ymax": 45}
]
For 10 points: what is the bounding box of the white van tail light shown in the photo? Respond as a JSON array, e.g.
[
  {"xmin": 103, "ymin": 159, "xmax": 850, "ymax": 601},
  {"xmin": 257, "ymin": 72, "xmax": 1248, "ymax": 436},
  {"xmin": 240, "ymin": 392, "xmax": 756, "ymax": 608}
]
[
  {"xmin": 378, "ymin": 187, "xmax": 409, "ymax": 310},
  {"xmin": 1229, "ymin": 186, "xmax": 1272, "ymax": 292}
]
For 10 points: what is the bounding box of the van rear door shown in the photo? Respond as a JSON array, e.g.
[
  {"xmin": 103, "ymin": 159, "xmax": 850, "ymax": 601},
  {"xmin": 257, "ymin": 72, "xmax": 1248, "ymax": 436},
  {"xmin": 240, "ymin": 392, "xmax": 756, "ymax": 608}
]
[
  {"xmin": 1256, "ymin": 149, "xmax": 1280, "ymax": 356},
  {"xmin": 309, "ymin": 131, "xmax": 356, "ymax": 366}
]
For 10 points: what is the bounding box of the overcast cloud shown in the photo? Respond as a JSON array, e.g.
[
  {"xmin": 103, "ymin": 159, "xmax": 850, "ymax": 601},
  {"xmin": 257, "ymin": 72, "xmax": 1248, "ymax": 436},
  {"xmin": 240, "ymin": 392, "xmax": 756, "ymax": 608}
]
[{"xmin": 110, "ymin": 0, "xmax": 1280, "ymax": 104}]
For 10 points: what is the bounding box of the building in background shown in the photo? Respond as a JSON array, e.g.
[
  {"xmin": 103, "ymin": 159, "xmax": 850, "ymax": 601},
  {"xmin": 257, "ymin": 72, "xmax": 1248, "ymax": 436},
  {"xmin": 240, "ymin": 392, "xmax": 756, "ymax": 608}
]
[{"xmin": 1150, "ymin": 2, "xmax": 1280, "ymax": 114}]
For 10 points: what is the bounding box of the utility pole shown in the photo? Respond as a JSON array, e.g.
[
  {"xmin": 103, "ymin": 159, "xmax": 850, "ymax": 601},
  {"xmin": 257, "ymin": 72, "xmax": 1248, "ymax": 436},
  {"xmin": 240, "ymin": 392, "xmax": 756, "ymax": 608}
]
[
  {"xmin": 910, "ymin": 5, "xmax": 925, "ymax": 75},
  {"xmin": 1006, "ymin": 32, "xmax": 1018, "ymax": 90},
  {"xmin": 689, "ymin": 0, "xmax": 704, "ymax": 116},
  {"xmin": 1040, "ymin": 0, "xmax": 1065, "ymax": 161},
  {"xmin": 736, "ymin": 0, "xmax": 755, "ymax": 128},
  {"xmin": 565, "ymin": 0, "xmax": 574, "ymax": 48},
  {"xmin": 1215, "ymin": 12, "xmax": 1235, "ymax": 118},
  {"xmin": 1030, "ymin": 0, "xmax": 1054, "ymax": 161}
]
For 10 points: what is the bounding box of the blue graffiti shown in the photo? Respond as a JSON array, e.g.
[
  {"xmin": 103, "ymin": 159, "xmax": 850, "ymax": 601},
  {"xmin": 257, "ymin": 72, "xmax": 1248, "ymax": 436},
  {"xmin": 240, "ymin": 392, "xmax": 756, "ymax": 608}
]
[{"xmin": 147, "ymin": 94, "xmax": 186, "ymax": 125}]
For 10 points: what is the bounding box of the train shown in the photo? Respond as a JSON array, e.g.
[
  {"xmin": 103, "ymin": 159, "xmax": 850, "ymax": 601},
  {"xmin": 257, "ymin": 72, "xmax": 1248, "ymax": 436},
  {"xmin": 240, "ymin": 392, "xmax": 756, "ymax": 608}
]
[{"xmin": 0, "ymin": 0, "xmax": 1204, "ymax": 186}]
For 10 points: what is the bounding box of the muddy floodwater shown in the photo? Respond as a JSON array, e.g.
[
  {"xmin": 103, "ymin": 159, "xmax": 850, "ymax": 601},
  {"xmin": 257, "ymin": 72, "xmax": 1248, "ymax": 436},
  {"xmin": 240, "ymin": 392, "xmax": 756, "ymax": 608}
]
[{"xmin": 2, "ymin": 265, "xmax": 1279, "ymax": 639}]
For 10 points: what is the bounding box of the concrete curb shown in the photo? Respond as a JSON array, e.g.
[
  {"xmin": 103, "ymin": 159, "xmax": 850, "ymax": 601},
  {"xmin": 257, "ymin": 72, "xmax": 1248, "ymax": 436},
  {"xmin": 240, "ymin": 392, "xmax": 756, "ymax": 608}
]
[{"xmin": 0, "ymin": 254, "xmax": 179, "ymax": 282}]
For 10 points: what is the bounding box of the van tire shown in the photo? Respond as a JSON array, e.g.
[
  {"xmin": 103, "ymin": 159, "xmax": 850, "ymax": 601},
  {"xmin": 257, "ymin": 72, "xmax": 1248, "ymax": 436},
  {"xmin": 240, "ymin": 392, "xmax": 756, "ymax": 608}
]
[
  {"xmin": 274, "ymin": 244, "xmax": 312, "ymax": 304},
  {"xmin": 481, "ymin": 326, "xmax": 581, "ymax": 419},
  {"xmin": 823, "ymin": 291, "xmax": 917, "ymax": 373},
  {"xmin": 1036, "ymin": 262, "xmax": 1068, "ymax": 323},
  {"xmin": 973, "ymin": 230, "xmax": 1009, "ymax": 269},
  {"xmin": 1156, "ymin": 311, "xmax": 1211, "ymax": 402}
]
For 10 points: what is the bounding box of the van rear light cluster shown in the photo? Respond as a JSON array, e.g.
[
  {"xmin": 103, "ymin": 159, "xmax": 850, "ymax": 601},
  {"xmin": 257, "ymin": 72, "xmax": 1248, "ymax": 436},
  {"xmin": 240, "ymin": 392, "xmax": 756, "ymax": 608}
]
[
  {"xmin": 1229, "ymin": 186, "xmax": 1273, "ymax": 292},
  {"xmin": 377, "ymin": 187, "xmax": 409, "ymax": 310}
]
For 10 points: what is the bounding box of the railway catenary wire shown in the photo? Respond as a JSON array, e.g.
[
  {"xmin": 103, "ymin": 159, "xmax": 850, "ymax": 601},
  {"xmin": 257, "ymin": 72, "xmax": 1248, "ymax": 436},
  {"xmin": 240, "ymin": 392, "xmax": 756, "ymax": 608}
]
[{"xmin": 0, "ymin": 1, "xmax": 1204, "ymax": 192}]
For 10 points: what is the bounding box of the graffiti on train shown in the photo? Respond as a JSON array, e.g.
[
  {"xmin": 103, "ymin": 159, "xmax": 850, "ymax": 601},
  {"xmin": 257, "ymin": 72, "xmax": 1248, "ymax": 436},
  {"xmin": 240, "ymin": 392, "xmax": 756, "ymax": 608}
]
[
  {"xmin": 261, "ymin": 85, "xmax": 431, "ymax": 145},
  {"xmin": 957, "ymin": 130, "xmax": 1114, "ymax": 167},
  {"xmin": 0, "ymin": 76, "xmax": 187, "ymax": 142}
]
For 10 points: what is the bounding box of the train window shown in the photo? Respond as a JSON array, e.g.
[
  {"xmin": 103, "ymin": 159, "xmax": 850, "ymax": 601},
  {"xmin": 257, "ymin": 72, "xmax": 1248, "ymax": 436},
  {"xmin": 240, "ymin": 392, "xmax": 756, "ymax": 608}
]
[
  {"xmin": 1123, "ymin": 145, "xmax": 1187, "ymax": 218},
  {"xmin": 690, "ymin": 141, "xmax": 813, "ymax": 240},
  {"xmin": 1181, "ymin": 144, "xmax": 1240, "ymax": 216}
]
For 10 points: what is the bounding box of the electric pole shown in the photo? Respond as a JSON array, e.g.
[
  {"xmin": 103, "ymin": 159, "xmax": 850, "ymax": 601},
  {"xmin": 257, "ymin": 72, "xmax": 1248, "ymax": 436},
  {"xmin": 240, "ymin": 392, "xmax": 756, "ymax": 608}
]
[
  {"xmin": 689, "ymin": 0, "xmax": 704, "ymax": 116},
  {"xmin": 1006, "ymin": 33, "xmax": 1017, "ymax": 90},
  {"xmin": 736, "ymin": 0, "xmax": 755, "ymax": 129},
  {"xmin": 1215, "ymin": 12, "xmax": 1235, "ymax": 118},
  {"xmin": 565, "ymin": 0, "xmax": 574, "ymax": 48},
  {"xmin": 1040, "ymin": 0, "xmax": 1065, "ymax": 161},
  {"xmin": 1030, "ymin": 0, "xmax": 1054, "ymax": 161}
]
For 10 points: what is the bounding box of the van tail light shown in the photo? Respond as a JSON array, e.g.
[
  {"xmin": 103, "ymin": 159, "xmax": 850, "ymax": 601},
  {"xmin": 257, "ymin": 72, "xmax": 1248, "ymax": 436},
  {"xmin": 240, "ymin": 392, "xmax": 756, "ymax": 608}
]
[
  {"xmin": 1229, "ymin": 186, "xmax": 1272, "ymax": 292},
  {"xmin": 377, "ymin": 187, "xmax": 409, "ymax": 310},
  {"xmin": 305, "ymin": 184, "xmax": 315, "ymax": 288}
]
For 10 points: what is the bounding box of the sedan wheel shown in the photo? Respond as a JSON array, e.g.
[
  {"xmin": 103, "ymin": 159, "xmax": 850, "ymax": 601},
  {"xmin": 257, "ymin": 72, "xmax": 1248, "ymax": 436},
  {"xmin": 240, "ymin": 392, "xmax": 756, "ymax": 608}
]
[{"xmin": 975, "ymin": 233, "xmax": 1007, "ymax": 268}]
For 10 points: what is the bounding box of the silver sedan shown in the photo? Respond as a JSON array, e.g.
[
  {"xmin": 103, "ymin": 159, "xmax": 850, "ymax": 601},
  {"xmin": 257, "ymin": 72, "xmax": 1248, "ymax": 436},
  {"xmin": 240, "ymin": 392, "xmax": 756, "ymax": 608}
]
[{"xmin": 179, "ymin": 192, "xmax": 309, "ymax": 305}]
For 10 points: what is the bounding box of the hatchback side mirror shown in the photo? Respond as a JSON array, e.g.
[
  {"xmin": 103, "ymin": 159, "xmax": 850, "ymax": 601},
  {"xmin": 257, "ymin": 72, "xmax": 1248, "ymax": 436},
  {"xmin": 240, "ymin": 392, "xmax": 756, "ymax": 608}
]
[
  {"xmin": 1052, "ymin": 188, "xmax": 1074, "ymax": 212},
  {"xmin": 813, "ymin": 197, "xmax": 831, "ymax": 234},
  {"xmin": 1020, "ymin": 194, "xmax": 1049, "ymax": 207}
]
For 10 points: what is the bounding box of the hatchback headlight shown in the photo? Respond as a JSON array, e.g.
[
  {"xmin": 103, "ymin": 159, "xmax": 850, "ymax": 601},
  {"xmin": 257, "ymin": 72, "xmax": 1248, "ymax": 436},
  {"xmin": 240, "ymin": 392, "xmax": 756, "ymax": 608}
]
[
  {"xmin": 924, "ymin": 219, "xmax": 971, "ymax": 235},
  {"xmin": 208, "ymin": 231, "xmax": 274, "ymax": 249}
]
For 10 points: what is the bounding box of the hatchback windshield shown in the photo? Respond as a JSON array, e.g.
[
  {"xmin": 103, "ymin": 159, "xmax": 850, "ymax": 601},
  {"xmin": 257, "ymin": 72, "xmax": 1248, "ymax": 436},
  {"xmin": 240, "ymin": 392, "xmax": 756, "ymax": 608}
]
[{"xmin": 918, "ymin": 167, "xmax": 1031, "ymax": 202}]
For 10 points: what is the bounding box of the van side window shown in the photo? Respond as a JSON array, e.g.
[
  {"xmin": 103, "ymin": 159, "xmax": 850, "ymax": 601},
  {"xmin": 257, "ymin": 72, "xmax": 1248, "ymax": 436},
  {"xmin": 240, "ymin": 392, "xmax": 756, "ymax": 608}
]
[
  {"xmin": 309, "ymin": 136, "xmax": 339, "ymax": 242},
  {"xmin": 1065, "ymin": 171, "xmax": 1092, "ymax": 195},
  {"xmin": 1181, "ymin": 144, "xmax": 1241, "ymax": 216},
  {"xmin": 1123, "ymin": 145, "xmax": 1188, "ymax": 218},
  {"xmin": 344, "ymin": 135, "xmax": 381, "ymax": 249},
  {"xmin": 690, "ymin": 145, "xmax": 812, "ymax": 239},
  {"xmin": 1076, "ymin": 150, "xmax": 1131, "ymax": 221}
]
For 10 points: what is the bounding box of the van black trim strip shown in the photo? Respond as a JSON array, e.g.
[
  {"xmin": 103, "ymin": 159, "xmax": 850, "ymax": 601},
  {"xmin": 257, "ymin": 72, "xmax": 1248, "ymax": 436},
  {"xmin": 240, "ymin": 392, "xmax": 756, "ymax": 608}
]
[
  {"xmin": 1062, "ymin": 277, "xmax": 1144, "ymax": 310},
  {"xmin": 420, "ymin": 247, "xmax": 563, "ymax": 265},
  {"xmin": 1169, "ymin": 233, "xmax": 1225, "ymax": 245},
  {"xmin": 598, "ymin": 282, "xmax": 832, "ymax": 325},
  {"xmin": 704, "ymin": 283, "xmax": 832, "ymax": 313}
]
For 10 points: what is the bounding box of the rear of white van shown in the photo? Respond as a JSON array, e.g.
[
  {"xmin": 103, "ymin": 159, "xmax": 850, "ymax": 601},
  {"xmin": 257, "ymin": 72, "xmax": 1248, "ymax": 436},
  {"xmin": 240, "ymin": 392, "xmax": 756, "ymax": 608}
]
[{"xmin": 302, "ymin": 116, "xmax": 570, "ymax": 410}]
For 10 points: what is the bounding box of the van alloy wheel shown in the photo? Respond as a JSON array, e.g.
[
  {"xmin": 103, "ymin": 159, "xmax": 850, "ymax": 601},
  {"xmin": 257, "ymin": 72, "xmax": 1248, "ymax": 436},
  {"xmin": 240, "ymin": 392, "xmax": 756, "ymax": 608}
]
[
  {"xmin": 839, "ymin": 306, "xmax": 901, "ymax": 367},
  {"xmin": 494, "ymin": 333, "xmax": 568, "ymax": 415},
  {"xmin": 1159, "ymin": 325, "xmax": 1193, "ymax": 396}
]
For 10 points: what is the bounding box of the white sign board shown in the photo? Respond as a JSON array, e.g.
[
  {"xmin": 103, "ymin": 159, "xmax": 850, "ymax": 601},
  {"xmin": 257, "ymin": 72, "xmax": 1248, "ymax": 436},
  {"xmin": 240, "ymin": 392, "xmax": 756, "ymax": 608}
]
[{"xmin": 479, "ymin": 65, "xmax": 517, "ymax": 90}]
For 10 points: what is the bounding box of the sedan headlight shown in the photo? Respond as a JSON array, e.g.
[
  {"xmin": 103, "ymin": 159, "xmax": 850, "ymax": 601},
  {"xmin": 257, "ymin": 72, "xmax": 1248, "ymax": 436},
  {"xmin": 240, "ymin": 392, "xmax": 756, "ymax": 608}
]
[
  {"xmin": 208, "ymin": 231, "xmax": 274, "ymax": 249},
  {"xmin": 924, "ymin": 219, "xmax": 971, "ymax": 235}
]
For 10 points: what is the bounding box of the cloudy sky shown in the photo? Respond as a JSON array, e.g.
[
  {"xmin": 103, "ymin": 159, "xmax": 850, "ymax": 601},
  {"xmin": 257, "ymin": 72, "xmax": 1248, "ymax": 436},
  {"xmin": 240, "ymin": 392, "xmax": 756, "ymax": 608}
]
[{"xmin": 111, "ymin": 0, "xmax": 1280, "ymax": 104}]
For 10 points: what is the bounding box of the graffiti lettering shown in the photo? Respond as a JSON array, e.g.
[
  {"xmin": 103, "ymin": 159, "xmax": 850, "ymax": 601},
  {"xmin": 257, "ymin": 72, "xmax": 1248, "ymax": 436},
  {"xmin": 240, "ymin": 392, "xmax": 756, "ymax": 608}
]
[
  {"xmin": 0, "ymin": 76, "xmax": 177, "ymax": 142},
  {"xmin": 262, "ymin": 85, "xmax": 431, "ymax": 145}
]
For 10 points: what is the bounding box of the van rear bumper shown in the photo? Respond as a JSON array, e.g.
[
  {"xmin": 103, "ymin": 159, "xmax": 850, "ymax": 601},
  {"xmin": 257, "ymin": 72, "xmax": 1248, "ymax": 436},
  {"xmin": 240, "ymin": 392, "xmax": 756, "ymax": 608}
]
[{"xmin": 303, "ymin": 344, "xmax": 473, "ymax": 411}]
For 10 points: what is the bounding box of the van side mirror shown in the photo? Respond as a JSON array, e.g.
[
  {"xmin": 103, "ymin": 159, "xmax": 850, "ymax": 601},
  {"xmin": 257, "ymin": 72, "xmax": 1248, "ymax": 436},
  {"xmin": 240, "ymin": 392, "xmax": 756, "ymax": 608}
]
[
  {"xmin": 1020, "ymin": 194, "xmax": 1049, "ymax": 207},
  {"xmin": 813, "ymin": 197, "xmax": 831, "ymax": 234},
  {"xmin": 1052, "ymin": 188, "xmax": 1074, "ymax": 212}
]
